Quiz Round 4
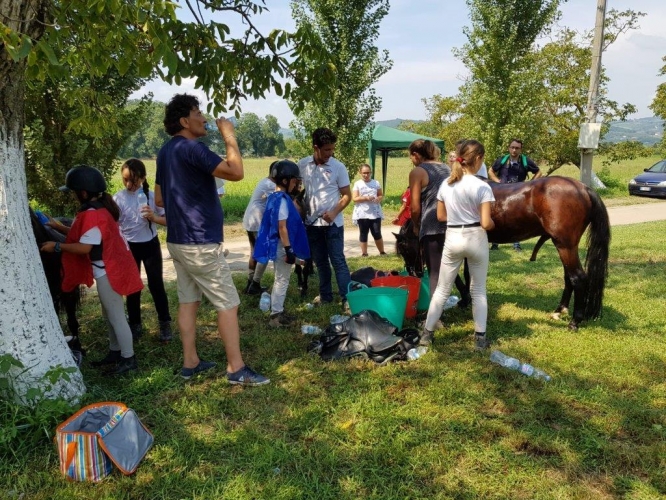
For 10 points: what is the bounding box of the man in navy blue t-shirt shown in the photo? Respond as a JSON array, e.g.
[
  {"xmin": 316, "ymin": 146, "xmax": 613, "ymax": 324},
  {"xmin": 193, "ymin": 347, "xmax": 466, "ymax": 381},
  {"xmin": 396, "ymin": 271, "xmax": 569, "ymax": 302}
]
[{"xmin": 155, "ymin": 94, "xmax": 269, "ymax": 386}]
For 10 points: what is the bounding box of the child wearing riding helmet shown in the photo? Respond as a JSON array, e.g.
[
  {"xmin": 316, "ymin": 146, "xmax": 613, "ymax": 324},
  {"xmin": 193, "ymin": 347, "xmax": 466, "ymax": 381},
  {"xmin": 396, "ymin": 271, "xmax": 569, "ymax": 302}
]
[
  {"xmin": 253, "ymin": 160, "xmax": 310, "ymax": 328},
  {"xmin": 114, "ymin": 158, "xmax": 172, "ymax": 342},
  {"xmin": 41, "ymin": 165, "xmax": 143, "ymax": 375},
  {"xmin": 421, "ymin": 140, "xmax": 495, "ymax": 350}
]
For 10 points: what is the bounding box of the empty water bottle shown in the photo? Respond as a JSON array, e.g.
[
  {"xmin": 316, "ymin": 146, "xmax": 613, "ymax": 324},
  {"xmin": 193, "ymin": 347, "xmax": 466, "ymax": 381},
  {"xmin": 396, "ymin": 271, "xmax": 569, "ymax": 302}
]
[
  {"xmin": 304, "ymin": 303, "xmax": 314, "ymax": 310},
  {"xmin": 519, "ymin": 363, "xmax": 552, "ymax": 381},
  {"xmin": 489, "ymin": 350, "xmax": 521, "ymax": 370},
  {"xmin": 330, "ymin": 314, "xmax": 350, "ymax": 324},
  {"xmin": 406, "ymin": 346, "xmax": 428, "ymax": 361},
  {"xmin": 443, "ymin": 295, "xmax": 460, "ymax": 310},
  {"xmin": 259, "ymin": 292, "xmax": 271, "ymax": 312},
  {"xmin": 301, "ymin": 324, "xmax": 322, "ymax": 335},
  {"xmin": 490, "ymin": 350, "xmax": 551, "ymax": 381}
]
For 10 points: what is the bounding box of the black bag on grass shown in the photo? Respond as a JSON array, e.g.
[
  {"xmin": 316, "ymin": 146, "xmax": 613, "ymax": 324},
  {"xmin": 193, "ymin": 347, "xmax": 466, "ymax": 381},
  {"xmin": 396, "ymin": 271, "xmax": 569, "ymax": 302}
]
[{"xmin": 310, "ymin": 309, "xmax": 420, "ymax": 364}]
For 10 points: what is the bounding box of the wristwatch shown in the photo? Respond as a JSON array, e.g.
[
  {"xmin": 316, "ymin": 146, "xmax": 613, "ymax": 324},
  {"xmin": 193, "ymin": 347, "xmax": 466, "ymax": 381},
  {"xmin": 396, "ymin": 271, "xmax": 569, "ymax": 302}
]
[{"xmin": 54, "ymin": 242, "xmax": 61, "ymax": 253}]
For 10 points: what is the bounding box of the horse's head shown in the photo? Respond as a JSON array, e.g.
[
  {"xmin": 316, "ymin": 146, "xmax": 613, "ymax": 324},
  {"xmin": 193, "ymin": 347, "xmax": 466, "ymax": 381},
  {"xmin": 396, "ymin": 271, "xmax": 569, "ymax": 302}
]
[{"xmin": 394, "ymin": 220, "xmax": 423, "ymax": 277}]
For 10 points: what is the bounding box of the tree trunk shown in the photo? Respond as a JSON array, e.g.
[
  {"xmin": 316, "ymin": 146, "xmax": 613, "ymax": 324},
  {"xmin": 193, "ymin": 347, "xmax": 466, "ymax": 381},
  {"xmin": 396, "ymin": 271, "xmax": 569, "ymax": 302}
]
[{"xmin": 0, "ymin": 0, "xmax": 85, "ymax": 403}]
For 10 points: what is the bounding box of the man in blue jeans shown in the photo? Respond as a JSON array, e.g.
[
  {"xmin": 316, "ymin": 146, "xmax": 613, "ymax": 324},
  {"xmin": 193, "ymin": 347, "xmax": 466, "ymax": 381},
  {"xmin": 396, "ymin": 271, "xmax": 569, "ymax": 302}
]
[{"xmin": 298, "ymin": 128, "xmax": 352, "ymax": 310}]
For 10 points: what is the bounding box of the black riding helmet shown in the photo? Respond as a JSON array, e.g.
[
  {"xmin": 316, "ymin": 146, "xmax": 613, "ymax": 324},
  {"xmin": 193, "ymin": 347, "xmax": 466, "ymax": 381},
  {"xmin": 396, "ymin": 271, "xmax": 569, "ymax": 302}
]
[
  {"xmin": 59, "ymin": 165, "xmax": 107, "ymax": 194},
  {"xmin": 271, "ymin": 160, "xmax": 301, "ymax": 187}
]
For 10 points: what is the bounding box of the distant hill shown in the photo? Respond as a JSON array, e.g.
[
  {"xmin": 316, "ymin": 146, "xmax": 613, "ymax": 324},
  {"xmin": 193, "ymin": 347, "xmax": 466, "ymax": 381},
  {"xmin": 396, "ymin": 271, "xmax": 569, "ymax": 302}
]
[{"xmin": 603, "ymin": 116, "xmax": 663, "ymax": 145}]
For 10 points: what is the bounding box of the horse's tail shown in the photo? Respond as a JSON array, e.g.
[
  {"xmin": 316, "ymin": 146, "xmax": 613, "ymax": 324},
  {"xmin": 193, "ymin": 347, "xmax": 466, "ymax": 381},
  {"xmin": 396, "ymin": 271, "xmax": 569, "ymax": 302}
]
[{"xmin": 583, "ymin": 187, "xmax": 610, "ymax": 319}]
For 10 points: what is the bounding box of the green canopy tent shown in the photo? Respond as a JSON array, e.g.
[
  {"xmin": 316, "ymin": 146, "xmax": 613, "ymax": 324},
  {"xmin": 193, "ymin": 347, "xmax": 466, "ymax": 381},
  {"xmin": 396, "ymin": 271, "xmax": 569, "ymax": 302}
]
[{"xmin": 367, "ymin": 125, "xmax": 445, "ymax": 192}]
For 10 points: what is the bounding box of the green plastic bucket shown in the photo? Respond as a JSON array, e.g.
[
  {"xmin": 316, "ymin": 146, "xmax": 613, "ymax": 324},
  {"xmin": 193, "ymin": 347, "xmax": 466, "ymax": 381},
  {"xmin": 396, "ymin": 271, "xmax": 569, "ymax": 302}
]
[
  {"xmin": 400, "ymin": 269, "xmax": 430, "ymax": 311},
  {"xmin": 370, "ymin": 275, "xmax": 420, "ymax": 319},
  {"xmin": 346, "ymin": 283, "xmax": 408, "ymax": 329}
]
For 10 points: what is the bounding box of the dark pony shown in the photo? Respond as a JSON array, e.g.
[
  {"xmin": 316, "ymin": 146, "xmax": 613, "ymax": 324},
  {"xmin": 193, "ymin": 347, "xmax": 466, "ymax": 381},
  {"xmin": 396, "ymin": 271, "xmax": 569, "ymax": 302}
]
[
  {"xmin": 397, "ymin": 176, "xmax": 610, "ymax": 329},
  {"xmin": 291, "ymin": 188, "xmax": 315, "ymax": 298},
  {"xmin": 29, "ymin": 208, "xmax": 84, "ymax": 361}
]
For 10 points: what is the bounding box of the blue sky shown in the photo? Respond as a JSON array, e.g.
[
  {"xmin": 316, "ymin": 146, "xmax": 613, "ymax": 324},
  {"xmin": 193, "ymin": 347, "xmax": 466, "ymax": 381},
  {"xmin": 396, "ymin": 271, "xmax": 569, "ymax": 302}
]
[{"xmin": 131, "ymin": 0, "xmax": 666, "ymax": 127}]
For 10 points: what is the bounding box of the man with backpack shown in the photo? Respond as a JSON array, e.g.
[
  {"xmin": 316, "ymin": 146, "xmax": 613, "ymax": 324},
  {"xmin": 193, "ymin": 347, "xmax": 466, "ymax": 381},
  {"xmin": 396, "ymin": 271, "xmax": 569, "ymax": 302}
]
[{"xmin": 488, "ymin": 138, "xmax": 542, "ymax": 250}]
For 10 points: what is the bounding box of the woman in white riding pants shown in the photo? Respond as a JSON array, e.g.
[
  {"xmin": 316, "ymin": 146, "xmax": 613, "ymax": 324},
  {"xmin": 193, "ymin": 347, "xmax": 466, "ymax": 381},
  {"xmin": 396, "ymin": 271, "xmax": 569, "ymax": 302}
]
[{"xmin": 421, "ymin": 139, "xmax": 495, "ymax": 350}]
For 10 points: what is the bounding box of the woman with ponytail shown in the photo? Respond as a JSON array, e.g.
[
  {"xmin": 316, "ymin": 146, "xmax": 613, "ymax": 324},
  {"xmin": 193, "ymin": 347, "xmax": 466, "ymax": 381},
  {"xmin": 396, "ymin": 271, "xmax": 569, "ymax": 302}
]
[
  {"xmin": 408, "ymin": 139, "xmax": 470, "ymax": 308},
  {"xmin": 114, "ymin": 159, "xmax": 172, "ymax": 343},
  {"xmin": 421, "ymin": 140, "xmax": 495, "ymax": 350}
]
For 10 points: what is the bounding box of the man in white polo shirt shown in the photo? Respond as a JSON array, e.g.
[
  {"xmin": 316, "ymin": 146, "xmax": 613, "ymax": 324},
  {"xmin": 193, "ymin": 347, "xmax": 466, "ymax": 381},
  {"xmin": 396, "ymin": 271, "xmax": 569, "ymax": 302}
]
[{"xmin": 298, "ymin": 128, "xmax": 352, "ymax": 309}]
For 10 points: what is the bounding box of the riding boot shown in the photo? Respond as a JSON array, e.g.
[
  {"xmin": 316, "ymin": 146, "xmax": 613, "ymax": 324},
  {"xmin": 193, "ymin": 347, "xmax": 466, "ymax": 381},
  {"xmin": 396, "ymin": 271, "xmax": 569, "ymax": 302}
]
[
  {"xmin": 129, "ymin": 323, "xmax": 143, "ymax": 340},
  {"xmin": 91, "ymin": 350, "xmax": 121, "ymax": 367},
  {"xmin": 245, "ymin": 279, "xmax": 265, "ymax": 295},
  {"xmin": 107, "ymin": 355, "xmax": 138, "ymax": 376},
  {"xmin": 159, "ymin": 320, "xmax": 173, "ymax": 342}
]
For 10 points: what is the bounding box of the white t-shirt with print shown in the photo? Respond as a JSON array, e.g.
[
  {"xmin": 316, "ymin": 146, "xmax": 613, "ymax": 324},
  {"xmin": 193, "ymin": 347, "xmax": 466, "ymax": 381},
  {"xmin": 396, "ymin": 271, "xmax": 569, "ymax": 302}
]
[
  {"xmin": 298, "ymin": 155, "xmax": 350, "ymax": 227},
  {"xmin": 352, "ymin": 179, "xmax": 383, "ymax": 221}
]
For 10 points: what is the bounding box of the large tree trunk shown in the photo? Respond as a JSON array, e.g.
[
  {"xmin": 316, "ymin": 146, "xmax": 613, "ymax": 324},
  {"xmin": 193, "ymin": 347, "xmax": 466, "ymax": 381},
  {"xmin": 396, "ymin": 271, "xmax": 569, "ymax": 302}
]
[{"xmin": 0, "ymin": 0, "xmax": 85, "ymax": 403}]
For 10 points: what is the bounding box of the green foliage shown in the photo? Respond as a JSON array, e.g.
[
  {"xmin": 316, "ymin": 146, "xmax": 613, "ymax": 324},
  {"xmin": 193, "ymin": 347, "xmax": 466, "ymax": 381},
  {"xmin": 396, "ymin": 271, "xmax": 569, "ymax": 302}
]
[
  {"xmin": 117, "ymin": 99, "xmax": 171, "ymax": 159},
  {"xmin": 649, "ymin": 55, "xmax": 666, "ymax": 153},
  {"xmin": 289, "ymin": 0, "xmax": 392, "ymax": 172},
  {"xmin": 0, "ymin": 355, "xmax": 76, "ymax": 460},
  {"xmin": 436, "ymin": 3, "xmax": 644, "ymax": 171},
  {"xmin": 24, "ymin": 72, "xmax": 148, "ymax": 214},
  {"xmin": 2, "ymin": 0, "xmax": 335, "ymax": 126},
  {"xmin": 235, "ymin": 113, "xmax": 286, "ymax": 157},
  {"xmin": 453, "ymin": 0, "xmax": 561, "ymax": 160}
]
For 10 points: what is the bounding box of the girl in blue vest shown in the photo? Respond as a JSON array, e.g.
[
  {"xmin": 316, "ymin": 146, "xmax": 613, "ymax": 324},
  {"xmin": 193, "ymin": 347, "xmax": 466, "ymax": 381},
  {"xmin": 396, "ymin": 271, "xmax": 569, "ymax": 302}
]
[{"xmin": 253, "ymin": 160, "xmax": 311, "ymax": 328}]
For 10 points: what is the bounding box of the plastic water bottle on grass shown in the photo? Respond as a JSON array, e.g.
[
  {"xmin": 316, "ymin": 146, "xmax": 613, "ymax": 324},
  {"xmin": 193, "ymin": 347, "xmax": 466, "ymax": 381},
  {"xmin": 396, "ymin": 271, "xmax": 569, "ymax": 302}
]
[
  {"xmin": 259, "ymin": 292, "xmax": 271, "ymax": 312},
  {"xmin": 407, "ymin": 346, "xmax": 428, "ymax": 360},
  {"xmin": 330, "ymin": 314, "xmax": 350, "ymax": 324},
  {"xmin": 443, "ymin": 295, "xmax": 459, "ymax": 310},
  {"xmin": 301, "ymin": 325, "xmax": 322, "ymax": 335},
  {"xmin": 489, "ymin": 350, "xmax": 521, "ymax": 370},
  {"xmin": 490, "ymin": 350, "xmax": 551, "ymax": 381}
]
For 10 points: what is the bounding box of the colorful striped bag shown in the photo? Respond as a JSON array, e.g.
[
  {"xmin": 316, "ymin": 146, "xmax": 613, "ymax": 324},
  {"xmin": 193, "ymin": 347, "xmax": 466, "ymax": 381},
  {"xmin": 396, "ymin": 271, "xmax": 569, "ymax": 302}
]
[{"xmin": 56, "ymin": 402, "xmax": 153, "ymax": 482}]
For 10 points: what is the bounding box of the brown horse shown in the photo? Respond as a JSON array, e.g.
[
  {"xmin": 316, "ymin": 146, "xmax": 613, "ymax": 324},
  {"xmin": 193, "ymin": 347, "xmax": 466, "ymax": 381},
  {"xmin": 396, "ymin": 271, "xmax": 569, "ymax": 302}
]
[{"xmin": 396, "ymin": 176, "xmax": 610, "ymax": 330}]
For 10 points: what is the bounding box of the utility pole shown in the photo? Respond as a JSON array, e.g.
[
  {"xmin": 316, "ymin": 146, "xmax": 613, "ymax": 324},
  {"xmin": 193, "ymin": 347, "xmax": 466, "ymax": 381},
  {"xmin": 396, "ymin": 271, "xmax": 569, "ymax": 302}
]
[{"xmin": 579, "ymin": 0, "xmax": 607, "ymax": 187}]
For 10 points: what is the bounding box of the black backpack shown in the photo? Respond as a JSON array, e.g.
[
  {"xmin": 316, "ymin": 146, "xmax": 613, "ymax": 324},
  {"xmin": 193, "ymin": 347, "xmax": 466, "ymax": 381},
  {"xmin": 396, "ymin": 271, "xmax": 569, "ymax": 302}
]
[{"xmin": 308, "ymin": 310, "xmax": 420, "ymax": 365}]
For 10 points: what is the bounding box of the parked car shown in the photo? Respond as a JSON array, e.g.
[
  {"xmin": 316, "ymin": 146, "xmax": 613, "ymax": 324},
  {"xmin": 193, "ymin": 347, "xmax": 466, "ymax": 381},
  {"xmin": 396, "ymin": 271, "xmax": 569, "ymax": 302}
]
[{"xmin": 628, "ymin": 159, "xmax": 666, "ymax": 198}]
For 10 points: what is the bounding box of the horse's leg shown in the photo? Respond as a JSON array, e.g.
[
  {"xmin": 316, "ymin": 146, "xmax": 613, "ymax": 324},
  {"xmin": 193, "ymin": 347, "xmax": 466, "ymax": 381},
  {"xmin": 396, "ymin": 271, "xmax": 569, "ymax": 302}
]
[
  {"xmin": 530, "ymin": 235, "xmax": 550, "ymax": 262},
  {"xmin": 303, "ymin": 259, "xmax": 314, "ymax": 299},
  {"xmin": 456, "ymin": 258, "xmax": 472, "ymax": 308},
  {"xmin": 551, "ymin": 273, "xmax": 573, "ymax": 321},
  {"xmin": 294, "ymin": 264, "xmax": 304, "ymax": 297},
  {"xmin": 553, "ymin": 246, "xmax": 587, "ymax": 330}
]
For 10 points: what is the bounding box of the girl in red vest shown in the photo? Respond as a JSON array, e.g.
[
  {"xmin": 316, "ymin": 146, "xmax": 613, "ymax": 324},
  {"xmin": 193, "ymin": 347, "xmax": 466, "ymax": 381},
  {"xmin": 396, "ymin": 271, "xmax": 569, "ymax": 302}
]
[{"xmin": 41, "ymin": 165, "xmax": 143, "ymax": 376}]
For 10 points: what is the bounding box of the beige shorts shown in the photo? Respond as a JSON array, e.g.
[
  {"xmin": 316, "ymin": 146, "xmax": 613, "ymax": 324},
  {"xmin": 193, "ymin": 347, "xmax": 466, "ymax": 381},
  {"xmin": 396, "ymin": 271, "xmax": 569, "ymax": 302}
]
[{"xmin": 167, "ymin": 243, "xmax": 240, "ymax": 311}]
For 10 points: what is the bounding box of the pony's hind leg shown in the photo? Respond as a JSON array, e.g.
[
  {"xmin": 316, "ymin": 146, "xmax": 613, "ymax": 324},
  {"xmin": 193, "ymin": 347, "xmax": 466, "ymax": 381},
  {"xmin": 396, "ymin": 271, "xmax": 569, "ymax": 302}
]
[
  {"xmin": 551, "ymin": 274, "xmax": 573, "ymax": 321},
  {"xmin": 530, "ymin": 235, "xmax": 550, "ymax": 262},
  {"xmin": 554, "ymin": 246, "xmax": 587, "ymax": 330}
]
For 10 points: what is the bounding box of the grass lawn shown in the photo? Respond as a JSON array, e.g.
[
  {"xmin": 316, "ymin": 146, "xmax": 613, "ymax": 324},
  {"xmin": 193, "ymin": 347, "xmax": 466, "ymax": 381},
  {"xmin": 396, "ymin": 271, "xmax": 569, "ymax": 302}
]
[{"xmin": 2, "ymin": 220, "xmax": 665, "ymax": 499}]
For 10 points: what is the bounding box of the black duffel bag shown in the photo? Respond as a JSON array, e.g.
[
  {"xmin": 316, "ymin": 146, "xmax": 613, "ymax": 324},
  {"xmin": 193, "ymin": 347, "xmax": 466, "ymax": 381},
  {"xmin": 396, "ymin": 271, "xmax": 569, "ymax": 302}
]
[{"xmin": 309, "ymin": 309, "xmax": 420, "ymax": 364}]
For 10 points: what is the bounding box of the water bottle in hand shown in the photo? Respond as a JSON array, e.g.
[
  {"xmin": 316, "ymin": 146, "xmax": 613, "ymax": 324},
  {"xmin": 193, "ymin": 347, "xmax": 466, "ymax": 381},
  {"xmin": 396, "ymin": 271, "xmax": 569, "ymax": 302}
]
[
  {"xmin": 136, "ymin": 191, "xmax": 148, "ymax": 218},
  {"xmin": 301, "ymin": 325, "xmax": 322, "ymax": 335},
  {"xmin": 204, "ymin": 122, "xmax": 218, "ymax": 132},
  {"xmin": 259, "ymin": 292, "xmax": 271, "ymax": 312}
]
